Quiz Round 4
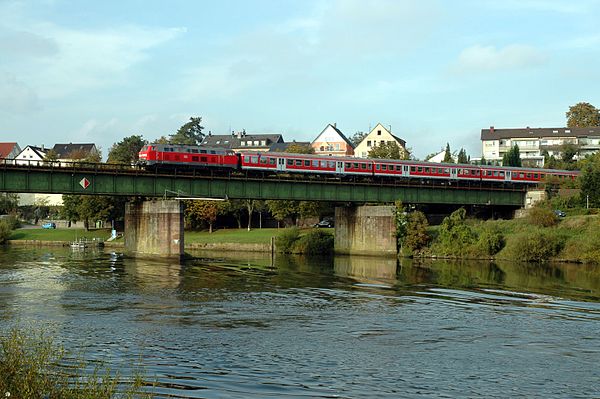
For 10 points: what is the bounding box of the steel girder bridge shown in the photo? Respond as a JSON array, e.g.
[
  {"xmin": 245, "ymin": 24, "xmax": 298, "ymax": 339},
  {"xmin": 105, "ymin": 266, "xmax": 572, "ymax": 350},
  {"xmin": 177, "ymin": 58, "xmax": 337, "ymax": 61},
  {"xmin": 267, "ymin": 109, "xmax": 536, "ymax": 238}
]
[{"xmin": 0, "ymin": 162, "xmax": 526, "ymax": 206}]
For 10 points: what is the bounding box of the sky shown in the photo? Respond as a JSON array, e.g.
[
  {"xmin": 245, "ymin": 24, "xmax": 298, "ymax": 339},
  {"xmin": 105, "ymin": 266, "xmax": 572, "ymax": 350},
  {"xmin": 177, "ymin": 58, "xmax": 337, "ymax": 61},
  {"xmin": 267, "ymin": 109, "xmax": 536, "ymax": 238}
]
[{"xmin": 1, "ymin": 0, "xmax": 599, "ymax": 159}]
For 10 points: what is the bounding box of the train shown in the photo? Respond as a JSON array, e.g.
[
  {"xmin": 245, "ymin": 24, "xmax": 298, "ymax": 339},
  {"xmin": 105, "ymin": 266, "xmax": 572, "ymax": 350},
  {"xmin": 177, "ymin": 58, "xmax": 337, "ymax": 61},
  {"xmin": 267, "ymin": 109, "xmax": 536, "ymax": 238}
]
[{"xmin": 137, "ymin": 143, "xmax": 579, "ymax": 185}]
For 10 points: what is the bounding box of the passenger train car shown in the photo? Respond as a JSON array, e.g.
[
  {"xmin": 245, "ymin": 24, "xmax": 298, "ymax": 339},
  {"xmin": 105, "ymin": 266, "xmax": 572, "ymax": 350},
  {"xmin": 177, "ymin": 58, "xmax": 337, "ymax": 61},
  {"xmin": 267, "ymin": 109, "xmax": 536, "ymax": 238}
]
[{"xmin": 138, "ymin": 144, "xmax": 579, "ymax": 185}]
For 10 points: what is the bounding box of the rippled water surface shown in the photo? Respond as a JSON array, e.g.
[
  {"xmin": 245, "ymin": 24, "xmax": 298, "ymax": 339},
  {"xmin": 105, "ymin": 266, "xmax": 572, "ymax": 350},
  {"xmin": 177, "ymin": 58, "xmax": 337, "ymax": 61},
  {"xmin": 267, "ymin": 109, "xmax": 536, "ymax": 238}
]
[{"xmin": 1, "ymin": 247, "xmax": 600, "ymax": 398}]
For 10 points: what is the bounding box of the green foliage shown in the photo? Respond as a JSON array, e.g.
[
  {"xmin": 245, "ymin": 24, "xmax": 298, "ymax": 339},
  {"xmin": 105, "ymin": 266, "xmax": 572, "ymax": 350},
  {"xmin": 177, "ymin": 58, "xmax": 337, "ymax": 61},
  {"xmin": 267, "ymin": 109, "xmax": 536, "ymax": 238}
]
[
  {"xmin": 285, "ymin": 143, "xmax": 315, "ymax": 154},
  {"xmin": 442, "ymin": 143, "xmax": 454, "ymax": 163},
  {"xmin": 0, "ymin": 194, "xmax": 19, "ymax": 214},
  {"xmin": 169, "ymin": 116, "xmax": 204, "ymax": 145},
  {"xmin": 502, "ymin": 230, "xmax": 564, "ymax": 262},
  {"xmin": 393, "ymin": 201, "xmax": 408, "ymax": 247},
  {"xmin": 475, "ymin": 225, "xmax": 505, "ymax": 256},
  {"xmin": 350, "ymin": 131, "xmax": 367, "ymax": 147},
  {"xmin": 265, "ymin": 200, "xmax": 324, "ymax": 226},
  {"xmin": 578, "ymin": 152, "xmax": 600, "ymax": 207},
  {"xmin": 434, "ymin": 208, "xmax": 477, "ymax": 256},
  {"xmin": 566, "ymin": 102, "xmax": 600, "ymax": 128},
  {"xmin": 184, "ymin": 200, "xmax": 227, "ymax": 232},
  {"xmin": 275, "ymin": 227, "xmax": 300, "ymax": 253},
  {"xmin": 560, "ymin": 224, "xmax": 600, "ymax": 263},
  {"xmin": 61, "ymin": 195, "xmax": 117, "ymax": 230},
  {"xmin": 527, "ymin": 206, "xmax": 559, "ymax": 227},
  {"xmin": 404, "ymin": 211, "xmax": 430, "ymax": 251},
  {"xmin": 502, "ymin": 144, "xmax": 522, "ymax": 167},
  {"xmin": 292, "ymin": 229, "xmax": 333, "ymax": 255},
  {"xmin": 0, "ymin": 220, "xmax": 13, "ymax": 244},
  {"xmin": 107, "ymin": 135, "xmax": 147, "ymax": 164},
  {"xmin": 457, "ymin": 148, "xmax": 468, "ymax": 164},
  {"xmin": 0, "ymin": 326, "xmax": 150, "ymax": 399},
  {"xmin": 43, "ymin": 149, "xmax": 58, "ymax": 161},
  {"xmin": 368, "ymin": 141, "xmax": 409, "ymax": 160}
]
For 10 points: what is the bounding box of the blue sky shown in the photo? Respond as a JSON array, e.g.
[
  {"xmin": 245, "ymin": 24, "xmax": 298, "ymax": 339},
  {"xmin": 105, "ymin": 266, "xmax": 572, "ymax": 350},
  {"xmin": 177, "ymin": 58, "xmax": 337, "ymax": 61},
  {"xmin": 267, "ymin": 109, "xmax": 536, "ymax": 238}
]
[{"xmin": 1, "ymin": 0, "xmax": 599, "ymax": 159}]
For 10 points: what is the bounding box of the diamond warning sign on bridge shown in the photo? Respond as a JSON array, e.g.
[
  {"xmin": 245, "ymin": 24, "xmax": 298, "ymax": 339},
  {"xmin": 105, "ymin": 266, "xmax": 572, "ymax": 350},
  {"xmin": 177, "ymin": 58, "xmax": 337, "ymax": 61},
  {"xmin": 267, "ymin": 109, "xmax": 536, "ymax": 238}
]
[{"xmin": 79, "ymin": 178, "xmax": 90, "ymax": 189}]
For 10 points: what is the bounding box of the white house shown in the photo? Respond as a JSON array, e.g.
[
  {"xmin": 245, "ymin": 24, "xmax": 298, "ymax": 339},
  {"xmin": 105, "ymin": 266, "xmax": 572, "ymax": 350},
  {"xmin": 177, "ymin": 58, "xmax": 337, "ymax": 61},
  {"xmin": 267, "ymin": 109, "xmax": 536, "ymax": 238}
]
[
  {"xmin": 354, "ymin": 123, "xmax": 408, "ymax": 158},
  {"xmin": 15, "ymin": 145, "xmax": 48, "ymax": 166}
]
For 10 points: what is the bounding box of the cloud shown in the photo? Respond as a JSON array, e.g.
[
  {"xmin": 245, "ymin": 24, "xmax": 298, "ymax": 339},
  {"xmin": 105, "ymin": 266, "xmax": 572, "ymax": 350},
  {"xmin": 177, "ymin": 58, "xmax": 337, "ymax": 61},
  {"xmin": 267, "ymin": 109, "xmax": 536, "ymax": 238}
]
[
  {"xmin": 0, "ymin": 30, "xmax": 59, "ymax": 58},
  {"xmin": 76, "ymin": 118, "xmax": 119, "ymax": 141},
  {"xmin": 0, "ymin": 72, "xmax": 40, "ymax": 114},
  {"xmin": 453, "ymin": 44, "xmax": 546, "ymax": 73},
  {"xmin": 484, "ymin": 0, "xmax": 592, "ymax": 14}
]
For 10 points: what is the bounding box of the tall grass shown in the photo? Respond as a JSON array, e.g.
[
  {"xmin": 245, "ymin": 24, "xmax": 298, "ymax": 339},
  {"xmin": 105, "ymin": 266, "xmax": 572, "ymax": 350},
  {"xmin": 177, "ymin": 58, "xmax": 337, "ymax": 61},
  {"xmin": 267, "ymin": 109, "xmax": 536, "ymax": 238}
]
[{"xmin": 0, "ymin": 327, "xmax": 150, "ymax": 399}]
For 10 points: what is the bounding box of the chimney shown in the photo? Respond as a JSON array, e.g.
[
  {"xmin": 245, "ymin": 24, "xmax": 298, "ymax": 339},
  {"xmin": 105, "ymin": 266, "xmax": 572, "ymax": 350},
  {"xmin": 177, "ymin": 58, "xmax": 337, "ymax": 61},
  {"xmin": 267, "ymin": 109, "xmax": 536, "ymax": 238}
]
[
  {"xmin": 41, "ymin": 144, "xmax": 44, "ymax": 150},
  {"xmin": 237, "ymin": 131, "xmax": 242, "ymax": 139},
  {"xmin": 208, "ymin": 131, "xmax": 211, "ymax": 136},
  {"xmin": 333, "ymin": 123, "xmax": 336, "ymax": 128},
  {"xmin": 490, "ymin": 126, "xmax": 494, "ymax": 133},
  {"xmin": 232, "ymin": 130, "xmax": 235, "ymax": 137},
  {"xmin": 242, "ymin": 129, "xmax": 246, "ymax": 137}
]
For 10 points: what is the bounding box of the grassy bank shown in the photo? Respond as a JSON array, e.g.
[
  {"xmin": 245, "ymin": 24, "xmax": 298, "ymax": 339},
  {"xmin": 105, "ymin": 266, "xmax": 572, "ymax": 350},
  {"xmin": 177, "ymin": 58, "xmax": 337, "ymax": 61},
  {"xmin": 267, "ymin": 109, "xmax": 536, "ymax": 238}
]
[
  {"xmin": 411, "ymin": 210, "xmax": 600, "ymax": 264},
  {"xmin": 185, "ymin": 228, "xmax": 283, "ymax": 244},
  {"xmin": 9, "ymin": 228, "xmax": 114, "ymax": 242}
]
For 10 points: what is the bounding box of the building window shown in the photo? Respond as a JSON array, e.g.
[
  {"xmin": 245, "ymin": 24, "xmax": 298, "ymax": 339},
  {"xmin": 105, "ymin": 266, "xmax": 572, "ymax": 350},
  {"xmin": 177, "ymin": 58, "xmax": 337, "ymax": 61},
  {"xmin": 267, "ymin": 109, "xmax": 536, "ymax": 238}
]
[
  {"xmin": 261, "ymin": 140, "xmax": 266, "ymax": 146},
  {"xmin": 377, "ymin": 130, "xmax": 381, "ymax": 135},
  {"xmin": 240, "ymin": 141, "xmax": 246, "ymax": 146},
  {"xmin": 254, "ymin": 140, "xmax": 259, "ymax": 146},
  {"xmin": 367, "ymin": 141, "xmax": 371, "ymax": 147}
]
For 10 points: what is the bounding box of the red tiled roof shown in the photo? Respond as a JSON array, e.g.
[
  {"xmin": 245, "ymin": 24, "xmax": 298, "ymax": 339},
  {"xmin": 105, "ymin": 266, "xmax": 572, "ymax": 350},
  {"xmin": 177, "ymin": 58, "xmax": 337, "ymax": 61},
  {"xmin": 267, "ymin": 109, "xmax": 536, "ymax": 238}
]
[{"xmin": 0, "ymin": 143, "xmax": 17, "ymax": 159}]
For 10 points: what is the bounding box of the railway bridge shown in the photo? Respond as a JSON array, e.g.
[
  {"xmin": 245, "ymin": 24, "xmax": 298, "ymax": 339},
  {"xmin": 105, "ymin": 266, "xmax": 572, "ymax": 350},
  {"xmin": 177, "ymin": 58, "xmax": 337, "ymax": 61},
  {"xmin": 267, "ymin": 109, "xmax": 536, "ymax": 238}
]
[{"xmin": 0, "ymin": 162, "xmax": 527, "ymax": 259}]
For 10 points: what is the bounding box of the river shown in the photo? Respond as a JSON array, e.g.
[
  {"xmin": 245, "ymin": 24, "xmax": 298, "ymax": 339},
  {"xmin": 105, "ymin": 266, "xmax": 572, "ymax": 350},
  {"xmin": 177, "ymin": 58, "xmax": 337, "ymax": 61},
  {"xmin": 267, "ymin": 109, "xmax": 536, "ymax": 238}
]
[{"xmin": 0, "ymin": 246, "xmax": 599, "ymax": 398}]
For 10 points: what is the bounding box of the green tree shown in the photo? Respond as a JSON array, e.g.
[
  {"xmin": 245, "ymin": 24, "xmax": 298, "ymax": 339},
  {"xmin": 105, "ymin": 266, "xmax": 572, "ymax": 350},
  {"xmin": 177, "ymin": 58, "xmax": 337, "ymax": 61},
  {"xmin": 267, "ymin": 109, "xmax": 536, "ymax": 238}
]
[
  {"xmin": 566, "ymin": 102, "xmax": 600, "ymax": 128},
  {"xmin": 266, "ymin": 200, "xmax": 299, "ymax": 227},
  {"xmin": 579, "ymin": 152, "xmax": 600, "ymax": 207},
  {"xmin": 350, "ymin": 131, "xmax": 367, "ymax": 147},
  {"xmin": 184, "ymin": 200, "xmax": 226, "ymax": 233},
  {"xmin": 457, "ymin": 148, "xmax": 468, "ymax": 164},
  {"xmin": 0, "ymin": 193, "xmax": 19, "ymax": 214},
  {"xmin": 61, "ymin": 195, "xmax": 121, "ymax": 230},
  {"xmin": 107, "ymin": 135, "xmax": 147, "ymax": 164},
  {"xmin": 245, "ymin": 199, "xmax": 265, "ymax": 231},
  {"xmin": 436, "ymin": 208, "xmax": 477, "ymax": 256},
  {"xmin": 560, "ymin": 142, "xmax": 579, "ymax": 165},
  {"xmin": 285, "ymin": 143, "xmax": 314, "ymax": 154},
  {"xmin": 169, "ymin": 116, "xmax": 204, "ymax": 145},
  {"xmin": 502, "ymin": 144, "xmax": 522, "ymax": 167},
  {"xmin": 368, "ymin": 141, "xmax": 408, "ymax": 159},
  {"xmin": 43, "ymin": 149, "xmax": 58, "ymax": 162},
  {"xmin": 442, "ymin": 143, "xmax": 454, "ymax": 163},
  {"xmin": 404, "ymin": 211, "xmax": 430, "ymax": 251}
]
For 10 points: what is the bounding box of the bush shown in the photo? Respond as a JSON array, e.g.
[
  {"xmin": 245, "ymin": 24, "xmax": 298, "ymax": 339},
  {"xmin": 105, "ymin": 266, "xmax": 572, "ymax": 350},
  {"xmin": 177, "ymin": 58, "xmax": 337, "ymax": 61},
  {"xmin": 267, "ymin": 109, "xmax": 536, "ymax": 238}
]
[
  {"xmin": 476, "ymin": 226, "xmax": 505, "ymax": 256},
  {"xmin": 275, "ymin": 227, "xmax": 300, "ymax": 253},
  {"xmin": 292, "ymin": 229, "xmax": 333, "ymax": 255},
  {"xmin": 0, "ymin": 327, "xmax": 150, "ymax": 398},
  {"xmin": 433, "ymin": 208, "xmax": 477, "ymax": 256},
  {"xmin": 502, "ymin": 230, "xmax": 564, "ymax": 262},
  {"xmin": 0, "ymin": 220, "xmax": 12, "ymax": 244},
  {"xmin": 527, "ymin": 206, "xmax": 558, "ymax": 227},
  {"xmin": 404, "ymin": 211, "xmax": 430, "ymax": 251}
]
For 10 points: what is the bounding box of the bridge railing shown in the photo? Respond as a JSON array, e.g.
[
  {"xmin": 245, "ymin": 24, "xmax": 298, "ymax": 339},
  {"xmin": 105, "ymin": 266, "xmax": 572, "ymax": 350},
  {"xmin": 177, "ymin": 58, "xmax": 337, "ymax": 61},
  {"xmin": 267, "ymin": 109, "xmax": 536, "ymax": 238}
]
[{"xmin": 0, "ymin": 158, "xmax": 138, "ymax": 172}]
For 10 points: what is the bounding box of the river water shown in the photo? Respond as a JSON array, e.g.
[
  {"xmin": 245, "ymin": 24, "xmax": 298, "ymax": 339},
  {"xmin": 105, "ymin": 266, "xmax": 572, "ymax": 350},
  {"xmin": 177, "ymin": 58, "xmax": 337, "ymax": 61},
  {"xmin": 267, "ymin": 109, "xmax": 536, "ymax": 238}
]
[{"xmin": 1, "ymin": 246, "xmax": 599, "ymax": 398}]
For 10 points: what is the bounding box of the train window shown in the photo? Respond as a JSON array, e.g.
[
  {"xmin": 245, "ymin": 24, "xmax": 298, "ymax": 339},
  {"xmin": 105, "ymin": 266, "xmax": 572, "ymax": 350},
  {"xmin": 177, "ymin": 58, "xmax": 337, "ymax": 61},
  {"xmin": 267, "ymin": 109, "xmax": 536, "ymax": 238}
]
[
  {"xmin": 321, "ymin": 161, "xmax": 327, "ymax": 167},
  {"xmin": 191, "ymin": 149, "xmax": 198, "ymax": 153},
  {"xmin": 417, "ymin": 167, "xmax": 422, "ymax": 172},
  {"xmin": 382, "ymin": 165, "xmax": 387, "ymax": 171},
  {"xmin": 210, "ymin": 151, "xmax": 216, "ymax": 154},
  {"xmin": 287, "ymin": 159, "xmax": 293, "ymax": 165},
  {"xmin": 540, "ymin": 173, "xmax": 545, "ymax": 179},
  {"xmin": 499, "ymin": 171, "xmax": 505, "ymax": 177},
  {"xmin": 295, "ymin": 160, "xmax": 302, "ymax": 166},
  {"xmin": 375, "ymin": 164, "xmax": 380, "ymax": 170},
  {"xmin": 444, "ymin": 168, "xmax": 449, "ymax": 174},
  {"xmin": 200, "ymin": 157, "xmax": 207, "ymax": 162},
  {"xmin": 346, "ymin": 163, "xmax": 351, "ymax": 168},
  {"xmin": 328, "ymin": 161, "xmax": 335, "ymax": 168},
  {"xmin": 519, "ymin": 173, "xmax": 524, "ymax": 178},
  {"xmin": 424, "ymin": 167, "xmax": 430, "ymax": 173},
  {"xmin": 304, "ymin": 160, "xmax": 310, "ymax": 167},
  {"xmin": 312, "ymin": 160, "xmax": 319, "ymax": 167},
  {"xmin": 362, "ymin": 163, "xmax": 368, "ymax": 169},
  {"xmin": 527, "ymin": 173, "xmax": 532, "ymax": 178},
  {"xmin": 260, "ymin": 157, "xmax": 267, "ymax": 164},
  {"xmin": 252, "ymin": 156, "xmax": 258, "ymax": 163},
  {"xmin": 353, "ymin": 163, "xmax": 359, "ymax": 169},
  {"xmin": 192, "ymin": 156, "xmax": 198, "ymax": 162},
  {"xmin": 410, "ymin": 166, "xmax": 416, "ymax": 172},
  {"xmin": 200, "ymin": 149, "xmax": 207, "ymax": 154},
  {"xmin": 534, "ymin": 173, "xmax": 538, "ymax": 179},
  {"xmin": 269, "ymin": 158, "xmax": 276, "ymax": 165}
]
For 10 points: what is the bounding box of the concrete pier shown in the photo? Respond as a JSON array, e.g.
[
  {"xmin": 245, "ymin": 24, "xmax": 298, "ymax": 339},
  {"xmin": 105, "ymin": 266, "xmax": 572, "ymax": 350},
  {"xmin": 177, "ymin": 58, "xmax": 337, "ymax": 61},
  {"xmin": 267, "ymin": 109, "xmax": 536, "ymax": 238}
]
[
  {"xmin": 124, "ymin": 200, "xmax": 184, "ymax": 260},
  {"xmin": 334, "ymin": 205, "xmax": 397, "ymax": 256}
]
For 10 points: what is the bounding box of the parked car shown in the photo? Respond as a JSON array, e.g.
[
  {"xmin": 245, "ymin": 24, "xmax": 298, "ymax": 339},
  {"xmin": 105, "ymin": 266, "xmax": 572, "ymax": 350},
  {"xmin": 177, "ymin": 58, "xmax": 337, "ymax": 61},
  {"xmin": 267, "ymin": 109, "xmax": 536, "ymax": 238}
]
[
  {"xmin": 313, "ymin": 219, "xmax": 334, "ymax": 228},
  {"xmin": 41, "ymin": 222, "xmax": 56, "ymax": 229},
  {"xmin": 554, "ymin": 210, "xmax": 566, "ymax": 218}
]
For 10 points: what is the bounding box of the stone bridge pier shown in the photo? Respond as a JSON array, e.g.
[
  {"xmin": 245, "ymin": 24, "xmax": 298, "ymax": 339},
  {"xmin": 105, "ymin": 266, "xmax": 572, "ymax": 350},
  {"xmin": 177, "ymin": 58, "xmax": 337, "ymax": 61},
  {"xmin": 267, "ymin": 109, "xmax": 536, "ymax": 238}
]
[
  {"xmin": 334, "ymin": 205, "xmax": 397, "ymax": 257},
  {"xmin": 124, "ymin": 200, "xmax": 184, "ymax": 261}
]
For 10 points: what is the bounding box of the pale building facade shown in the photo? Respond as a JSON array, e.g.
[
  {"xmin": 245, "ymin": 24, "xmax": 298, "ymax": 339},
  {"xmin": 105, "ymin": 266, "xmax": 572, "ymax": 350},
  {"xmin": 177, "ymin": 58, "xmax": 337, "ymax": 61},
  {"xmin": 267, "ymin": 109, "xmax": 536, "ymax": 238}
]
[
  {"xmin": 15, "ymin": 145, "xmax": 48, "ymax": 165},
  {"xmin": 310, "ymin": 123, "xmax": 354, "ymax": 156},
  {"xmin": 354, "ymin": 123, "xmax": 408, "ymax": 158},
  {"xmin": 480, "ymin": 126, "xmax": 600, "ymax": 167}
]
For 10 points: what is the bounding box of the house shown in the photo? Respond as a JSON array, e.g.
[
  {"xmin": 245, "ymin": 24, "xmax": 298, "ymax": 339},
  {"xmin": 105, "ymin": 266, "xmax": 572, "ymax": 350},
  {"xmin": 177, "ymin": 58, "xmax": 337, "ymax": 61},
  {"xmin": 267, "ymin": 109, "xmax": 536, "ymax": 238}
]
[
  {"xmin": 480, "ymin": 126, "xmax": 600, "ymax": 167},
  {"xmin": 52, "ymin": 143, "xmax": 100, "ymax": 165},
  {"xmin": 15, "ymin": 145, "xmax": 48, "ymax": 165},
  {"xmin": 0, "ymin": 142, "xmax": 21, "ymax": 161},
  {"xmin": 427, "ymin": 149, "xmax": 457, "ymax": 163},
  {"xmin": 201, "ymin": 131, "xmax": 284, "ymax": 152},
  {"xmin": 310, "ymin": 123, "xmax": 354, "ymax": 156},
  {"xmin": 354, "ymin": 123, "xmax": 408, "ymax": 158}
]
